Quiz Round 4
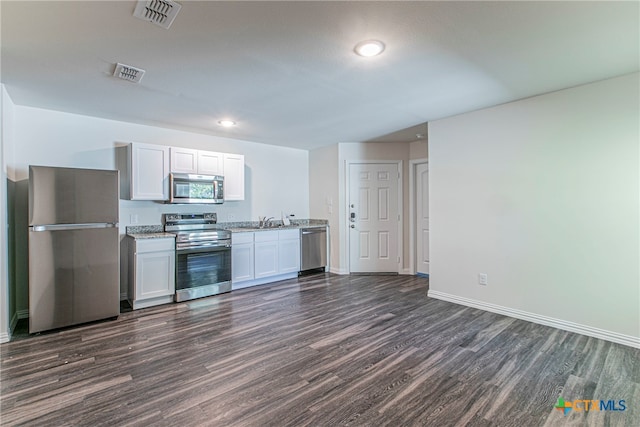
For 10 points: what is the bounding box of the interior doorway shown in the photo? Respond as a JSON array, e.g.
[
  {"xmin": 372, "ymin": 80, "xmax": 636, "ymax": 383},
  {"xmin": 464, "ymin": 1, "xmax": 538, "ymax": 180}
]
[{"xmin": 410, "ymin": 159, "xmax": 429, "ymax": 276}]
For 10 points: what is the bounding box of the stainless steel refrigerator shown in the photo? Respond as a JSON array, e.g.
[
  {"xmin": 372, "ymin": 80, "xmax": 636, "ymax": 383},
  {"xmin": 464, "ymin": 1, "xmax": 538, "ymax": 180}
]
[{"xmin": 28, "ymin": 166, "xmax": 120, "ymax": 333}]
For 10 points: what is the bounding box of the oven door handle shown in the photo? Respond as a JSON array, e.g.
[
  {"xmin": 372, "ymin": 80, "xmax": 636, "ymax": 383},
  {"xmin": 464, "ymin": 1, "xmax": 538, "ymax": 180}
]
[{"xmin": 176, "ymin": 245, "xmax": 231, "ymax": 255}]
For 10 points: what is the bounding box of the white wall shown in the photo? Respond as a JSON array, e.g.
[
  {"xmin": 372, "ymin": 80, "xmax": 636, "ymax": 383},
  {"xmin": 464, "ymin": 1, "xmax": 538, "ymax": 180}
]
[
  {"xmin": 428, "ymin": 73, "xmax": 639, "ymax": 344},
  {"xmin": 309, "ymin": 144, "xmax": 340, "ymax": 271},
  {"xmin": 409, "ymin": 139, "xmax": 428, "ymax": 160},
  {"xmin": 9, "ymin": 105, "xmax": 309, "ymax": 307}
]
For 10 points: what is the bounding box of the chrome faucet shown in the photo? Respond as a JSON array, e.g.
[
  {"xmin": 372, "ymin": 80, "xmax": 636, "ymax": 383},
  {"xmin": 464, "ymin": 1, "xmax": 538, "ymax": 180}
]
[{"xmin": 259, "ymin": 216, "xmax": 275, "ymax": 228}]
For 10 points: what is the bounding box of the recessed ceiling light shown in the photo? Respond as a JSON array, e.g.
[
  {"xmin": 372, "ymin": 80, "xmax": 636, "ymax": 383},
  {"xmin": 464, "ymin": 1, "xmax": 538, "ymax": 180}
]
[
  {"xmin": 354, "ymin": 40, "xmax": 385, "ymax": 57},
  {"xmin": 218, "ymin": 120, "xmax": 236, "ymax": 127}
]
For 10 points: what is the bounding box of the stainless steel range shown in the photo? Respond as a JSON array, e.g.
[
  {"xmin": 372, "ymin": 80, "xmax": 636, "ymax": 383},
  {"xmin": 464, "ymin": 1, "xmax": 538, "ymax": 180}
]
[{"xmin": 164, "ymin": 213, "xmax": 232, "ymax": 302}]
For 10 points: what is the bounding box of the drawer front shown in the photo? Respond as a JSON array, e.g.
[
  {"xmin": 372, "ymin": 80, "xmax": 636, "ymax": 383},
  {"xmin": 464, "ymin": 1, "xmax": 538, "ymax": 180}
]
[
  {"xmin": 278, "ymin": 229, "xmax": 299, "ymax": 241},
  {"xmin": 135, "ymin": 238, "xmax": 175, "ymax": 253},
  {"xmin": 232, "ymin": 232, "xmax": 254, "ymax": 244},
  {"xmin": 254, "ymin": 230, "xmax": 279, "ymax": 243}
]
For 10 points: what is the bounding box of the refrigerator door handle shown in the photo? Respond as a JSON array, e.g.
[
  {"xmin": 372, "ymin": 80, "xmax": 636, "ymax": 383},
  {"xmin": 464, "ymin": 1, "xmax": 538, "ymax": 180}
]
[{"xmin": 31, "ymin": 223, "xmax": 118, "ymax": 232}]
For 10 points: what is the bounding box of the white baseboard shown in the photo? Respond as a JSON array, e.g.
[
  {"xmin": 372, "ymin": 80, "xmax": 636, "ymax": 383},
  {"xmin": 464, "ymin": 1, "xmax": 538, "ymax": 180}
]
[
  {"xmin": 428, "ymin": 290, "xmax": 640, "ymax": 349},
  {"xmin": 330, "ymin": 267, "xmax": 349, "ymax": 275},
  {"xmin": 400, "ymin": 268, "xmax": 412, "ymax": 275},
  {"xmin": 1, "ymin": 311, "xmax": 23, "ymax": 343},
  {"xmin": 10, "ymin": 311, "xmax": 19, "ymax": 331}
]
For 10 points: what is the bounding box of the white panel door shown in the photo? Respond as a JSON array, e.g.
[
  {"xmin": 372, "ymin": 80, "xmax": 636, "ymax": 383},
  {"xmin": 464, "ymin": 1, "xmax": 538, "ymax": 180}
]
[
  {"xmin": 416, "ymin": 162, "xmax": 429, "ymax": 275},
  {"xmin": 349, "ymin": 163, "xmax": 399, "ymax": 273}
]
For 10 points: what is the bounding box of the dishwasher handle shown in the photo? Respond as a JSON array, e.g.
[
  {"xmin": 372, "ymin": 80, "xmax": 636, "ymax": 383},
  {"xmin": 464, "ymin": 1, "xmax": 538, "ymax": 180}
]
[{"xmin": 301, "ymin": 228, "xmax": 326, "ymax": 235}]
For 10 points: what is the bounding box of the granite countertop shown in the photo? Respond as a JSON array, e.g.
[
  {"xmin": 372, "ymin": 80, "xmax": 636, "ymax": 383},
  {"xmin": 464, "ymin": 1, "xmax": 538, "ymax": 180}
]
[
  {"xmin": 126, "ymin": 225, "xmax": 175, "ymax": 240},
  {"xmin": 125, "ymin": 220, "xmax": 328, "ymax": 238},
  {"xmin": 127, "ymin": 232, "xmax": 176, "ymax": 240},
  {"xmin": 224, "ymin": 219, "xmax": 328, "ymax": 233}
]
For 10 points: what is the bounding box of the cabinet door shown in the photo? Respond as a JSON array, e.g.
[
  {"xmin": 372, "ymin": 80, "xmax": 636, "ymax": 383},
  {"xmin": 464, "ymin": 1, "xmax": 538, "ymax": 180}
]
[
  {"xmin": 135, "ymin": 250, "xmax": 175, "ymax": 299},
  {"xmin": 223, "ymin": 153, "xmax": 245, "ymax": 201},
  {"xmin": 198, "ymin": 151, "xmax": 224, "ymax": 175},
  {"xmin": 170, "ymin": 147, "xmax": 199, "ymax": 174},
  {"xmin": 254, "ymin": 241, "xmax": 278, "ymax": 278},
  {"xmin": 232, "ymin": 243, "xmax": 254, "ymax": 283},
  {"xmin": 279, "ymin": 238, "xmax": 300, "ymax": 274},
  {"xmin": 130, "ymin": 143, "xmax": 169, "ymax": 200}
]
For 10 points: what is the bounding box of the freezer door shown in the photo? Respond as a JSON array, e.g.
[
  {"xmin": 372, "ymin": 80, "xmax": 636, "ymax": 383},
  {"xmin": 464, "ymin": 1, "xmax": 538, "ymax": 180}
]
[
  {"xmin": 29, "ymin": 166, "xmax": 119, "ymax": 226},
  {"xmin": 29, "ymin": 227, "xmax": 120, "ymax": 333}
]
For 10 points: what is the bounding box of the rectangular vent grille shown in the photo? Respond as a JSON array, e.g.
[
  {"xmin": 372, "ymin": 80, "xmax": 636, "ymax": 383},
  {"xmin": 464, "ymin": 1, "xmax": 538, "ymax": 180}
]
[
  {"xmin": 133, "ymin": 0, "xmax": 182, "ymax": 29},
  {"xmin": 114, "ymin": 63, "xmax": 146, "ymax": 83}
]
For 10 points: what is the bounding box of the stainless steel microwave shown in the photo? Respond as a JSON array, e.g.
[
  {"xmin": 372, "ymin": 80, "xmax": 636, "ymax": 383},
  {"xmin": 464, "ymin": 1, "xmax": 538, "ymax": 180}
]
[{"xmin": 169, "ymin": 173, "xmax": 224, "ymax": 204}]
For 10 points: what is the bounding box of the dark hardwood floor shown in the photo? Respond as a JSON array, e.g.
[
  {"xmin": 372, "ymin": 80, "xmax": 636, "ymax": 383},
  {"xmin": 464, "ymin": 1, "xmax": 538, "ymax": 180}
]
[{"xmin": 1, "ymin": 274, "xmax": 638, "ymax": 426}]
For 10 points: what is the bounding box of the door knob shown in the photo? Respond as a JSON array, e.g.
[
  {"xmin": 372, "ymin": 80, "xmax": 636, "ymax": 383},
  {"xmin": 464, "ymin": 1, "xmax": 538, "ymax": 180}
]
[{"xmin": 350, "ymin": 212, "xmax": 356, "ymax": 222}]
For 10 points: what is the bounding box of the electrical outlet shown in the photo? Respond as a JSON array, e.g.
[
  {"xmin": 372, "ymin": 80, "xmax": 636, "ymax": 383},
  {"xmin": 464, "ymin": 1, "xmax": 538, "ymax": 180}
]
[
  {"xmin": 130, "ymin": 214, "xmax": 139, "ymax": 224},
  {"xmin": 228, "ymin": 213, "xmax": 236, "ymax": 221},
  {"xmin": 478, "ymin": 273, "xmax": 488, "ymax": 286}
]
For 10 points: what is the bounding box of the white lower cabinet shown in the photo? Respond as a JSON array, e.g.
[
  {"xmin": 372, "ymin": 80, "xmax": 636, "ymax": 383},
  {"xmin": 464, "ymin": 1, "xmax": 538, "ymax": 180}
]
[
  {"xmin": 128, "ymin": 237, "xmax": 176, "ymax": 309},
  {"xmin": 254, "ymin": 241, "xmax": 279, "ymax": 278},
  {"xmin": 278, "ymin": 230, "xmax": 301, "ymax": 274},
  {"xmin": 232, "ymin": 229, "xmax": 300, "ymax": 289},
  {"xmin": 254, "ymin": 231, "xmax": 279, "ymax": 279},
  {"xmin": 231, "ymin": 233, "xmax": 254, "ymax": 283}
]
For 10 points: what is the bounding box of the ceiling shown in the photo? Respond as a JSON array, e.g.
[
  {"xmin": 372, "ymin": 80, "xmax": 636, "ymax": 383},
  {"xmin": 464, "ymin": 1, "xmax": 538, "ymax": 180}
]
[{"xmin": 1, "ymin": 1, "xmax": 638, "ymax": 150}]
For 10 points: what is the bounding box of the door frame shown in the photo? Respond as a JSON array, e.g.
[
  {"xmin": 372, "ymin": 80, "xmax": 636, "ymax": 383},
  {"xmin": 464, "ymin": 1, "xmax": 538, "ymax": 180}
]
[
  {"xmin": 345, "ymin": 160, "xmax": 403, "ymax": 274},
  {"xmin": 409, "ymin": 158, "xmax": 428, "ymax": 275}
]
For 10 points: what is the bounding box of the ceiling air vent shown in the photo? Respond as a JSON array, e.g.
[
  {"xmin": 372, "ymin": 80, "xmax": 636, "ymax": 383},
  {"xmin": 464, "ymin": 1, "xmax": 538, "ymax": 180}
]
[
  {"xmin": 113, "ymin": 63, "xmax": 146, "ymax": 83},
  {"xmin": 133, "ymin": 0, "xmax": 182, "ymax": 29}
]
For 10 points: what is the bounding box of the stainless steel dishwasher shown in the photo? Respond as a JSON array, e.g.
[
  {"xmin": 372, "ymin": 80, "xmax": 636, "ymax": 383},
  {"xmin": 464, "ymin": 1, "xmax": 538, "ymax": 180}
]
[{"xmin": 300, "ymin": 227, "xmax": 327, "ymax": 273}]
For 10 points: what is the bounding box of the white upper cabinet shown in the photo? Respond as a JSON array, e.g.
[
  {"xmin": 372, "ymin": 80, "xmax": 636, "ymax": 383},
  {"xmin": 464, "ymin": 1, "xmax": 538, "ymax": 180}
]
[
  {"xmin": 129, "ymin": 142, "xmax": 169, "ymax": 201},
  {"xmin": 223, "ymin": 153, "xmax": 245, "ymax": 201},
  {"xmin": 125, "ymin": 144, "xmax": 243, "ymax": 202},
  {"xmin": 198, "ymin": 151, "xmax": 224, "ymax": 175},
  {"xmin": 170, "ymin": 148, "xmax": 225, "ymax": 176},
  {"xmin": 170, "ymin": 147, "xmax": 198, "ymax": 174}
]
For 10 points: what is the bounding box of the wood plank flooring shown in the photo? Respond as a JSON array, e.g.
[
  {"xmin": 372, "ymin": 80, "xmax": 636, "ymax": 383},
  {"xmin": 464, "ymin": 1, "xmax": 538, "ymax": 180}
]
[{"xmin": 1, "ymin": 274, "xmax": 638, "ymax": 426}]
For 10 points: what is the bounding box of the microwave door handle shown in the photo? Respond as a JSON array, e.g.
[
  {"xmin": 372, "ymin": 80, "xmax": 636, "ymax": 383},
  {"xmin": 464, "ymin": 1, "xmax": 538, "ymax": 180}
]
[{"xmin": 216, "ymin": 180, "xmax": 223, "ymax": 200}]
